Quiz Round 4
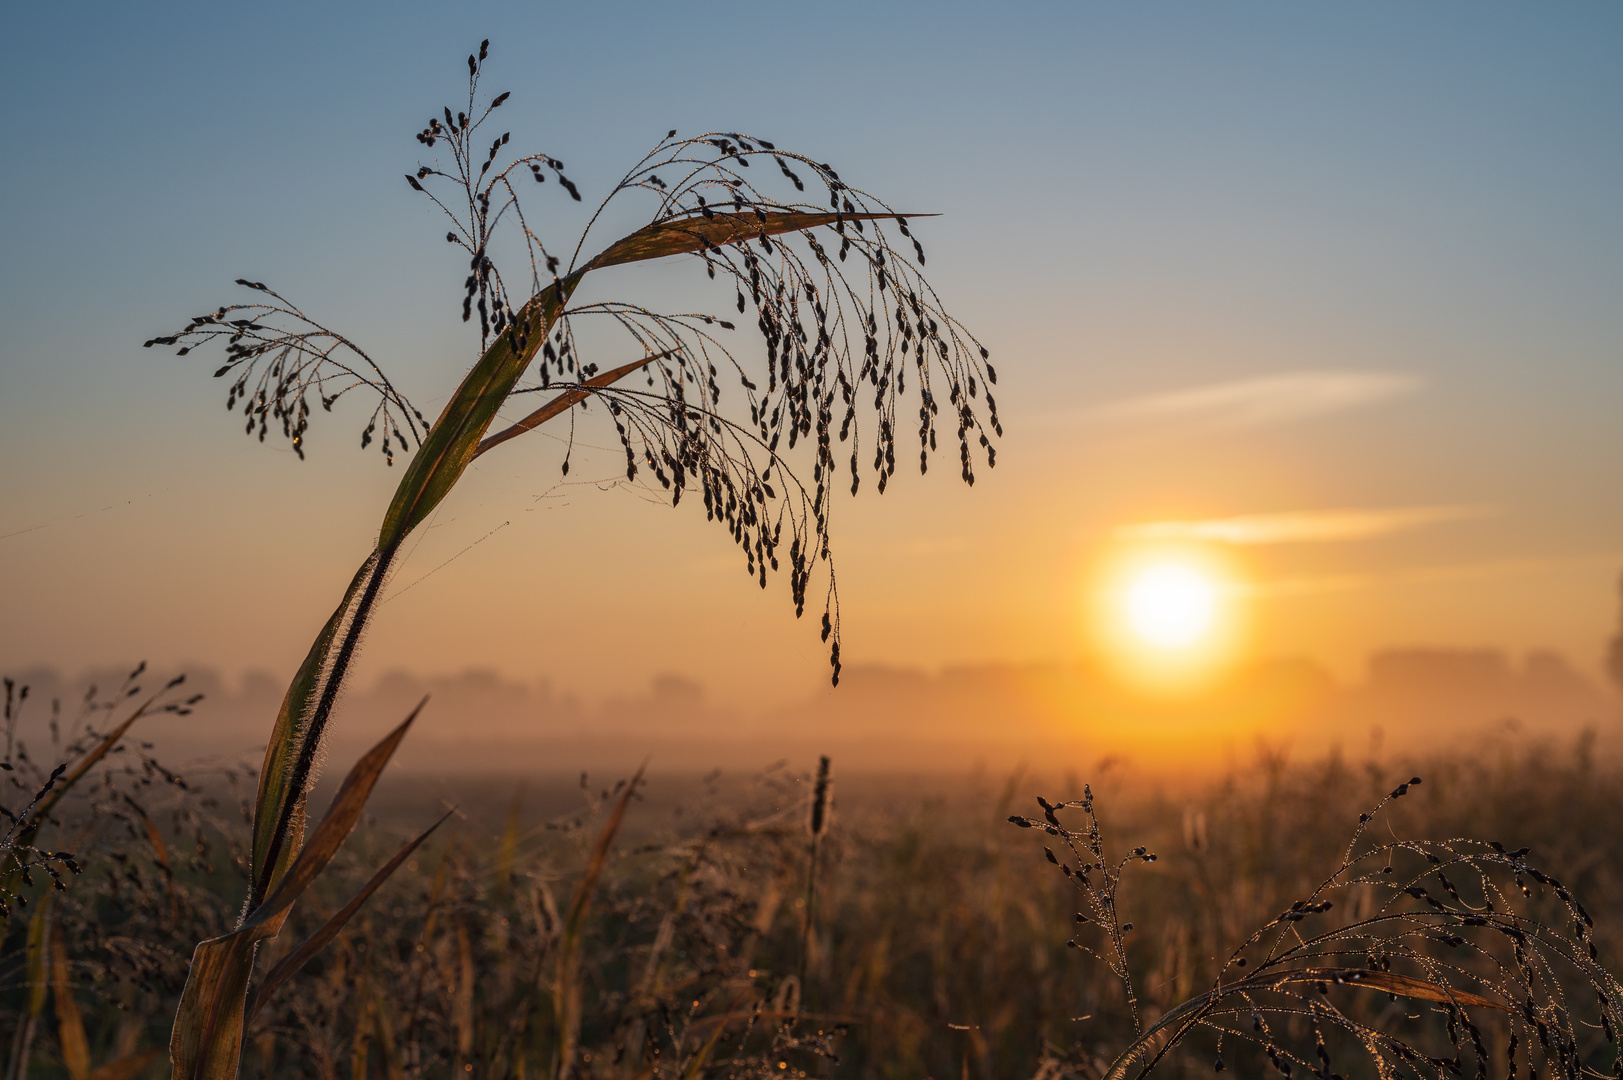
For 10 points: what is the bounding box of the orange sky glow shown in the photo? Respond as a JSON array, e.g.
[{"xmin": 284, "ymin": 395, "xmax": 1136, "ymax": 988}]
[{"xmin": 3, "ymin": 6, "xmax": 1621, "ymax": 757}]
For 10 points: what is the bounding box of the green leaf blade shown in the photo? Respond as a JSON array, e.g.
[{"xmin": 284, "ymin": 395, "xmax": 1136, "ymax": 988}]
[
  {"xmin": 377, "ymin": 276, "xmax": 578, "ymax": 551},
  {"xmin": 250, "ymin": 555, "xmax": 376, "ymax": 902},
  {"xmin": 169, "ymin": 706, "xmax": 422, "ymax": 1080}
]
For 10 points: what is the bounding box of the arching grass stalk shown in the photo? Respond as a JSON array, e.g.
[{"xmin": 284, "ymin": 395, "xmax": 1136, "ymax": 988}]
[
  {"xmin": 148, "ymin": 40, "xmax": 998, "ymax": 1079},
  {"xmin": 1010, "ymin": 779, "xmax": 1623, "ymax": 1080}
]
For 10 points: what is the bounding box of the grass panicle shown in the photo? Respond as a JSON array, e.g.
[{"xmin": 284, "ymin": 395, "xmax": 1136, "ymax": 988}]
[
  {"xmin": 140, "ymin": 40, "xmax": 995, "ymax": 1078},
  {"xmin": 1011, "ymin": 772, "xmax": 1623, "ymax": 1080}
]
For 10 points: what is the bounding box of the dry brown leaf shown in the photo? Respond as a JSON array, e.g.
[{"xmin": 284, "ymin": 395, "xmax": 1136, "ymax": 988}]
[
  {"xmin": 170, "ymin": 706, "xmax": 423, "ymax": 1080},
  {"xmin": 582, "ymin": 210, "xmax": 924, "ymax": 272},
  {"xmin": 473, "ymin": 351, "xmax": 677, "ymax": 460},
  {"xmin": 50, "ymin": 916, "xmax": 91, "ymax": 1080}
]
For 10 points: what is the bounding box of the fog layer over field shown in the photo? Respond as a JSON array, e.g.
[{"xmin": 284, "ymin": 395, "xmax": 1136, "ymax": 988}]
[{"xmin": 12, "ymin": 646, "xmax": 1615, "ymax": 777}]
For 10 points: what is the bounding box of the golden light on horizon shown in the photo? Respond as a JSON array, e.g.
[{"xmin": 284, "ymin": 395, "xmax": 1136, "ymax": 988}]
[{"xmin": 1089, "ymin": 543, "xmax": 1247, "ymax": 694}]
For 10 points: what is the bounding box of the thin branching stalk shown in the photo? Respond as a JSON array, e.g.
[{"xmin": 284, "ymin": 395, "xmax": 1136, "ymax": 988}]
[{"xmin": 1011, "ymin": 777, "xmax": 1623, "ymax": 1080}]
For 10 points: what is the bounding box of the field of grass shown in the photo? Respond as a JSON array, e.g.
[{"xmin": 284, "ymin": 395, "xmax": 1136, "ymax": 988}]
[{"xmin": 5, "ymin": 670, "xmax": 1621, "ymax": 1079}]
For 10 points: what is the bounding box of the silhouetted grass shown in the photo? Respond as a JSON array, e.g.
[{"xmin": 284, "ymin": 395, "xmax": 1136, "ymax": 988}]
[
  {"xmin": 6, "ymin": 677, "xmax": 1621, "ymax": 1079},
  {"xmin": 139, "ymin": 39, "xmax": 1001, "ymax": 1069}
]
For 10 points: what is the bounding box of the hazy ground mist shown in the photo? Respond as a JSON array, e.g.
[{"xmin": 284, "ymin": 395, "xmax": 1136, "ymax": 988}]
[
  {"xmin": 9, "ymin": 645, "xmax": 1615, "ymax": 780},
  {"xmin": 9, "ymin": 647, "xmax": 1622, "ymax": 1079}
]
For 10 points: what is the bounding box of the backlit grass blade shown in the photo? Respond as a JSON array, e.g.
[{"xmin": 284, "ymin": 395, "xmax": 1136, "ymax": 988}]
[
  {"xmin": 349, "ymin": 992, "xmax": 374, "ymax": 1080},
  {"xmin": 252, "ymin": 705, "xmax": 422, "ymax": 925},
  {"xmin": 27, "ymin": 684, "xmax": 168, "ymax": 829},
  {"xmin": 168, "ymin": 929, "xmax": 262, "ymax": 1080},
  {"xmin": 6, "ymin": 899, "xmax": 49, "ymax": 1078},
  {"xmin": 370, "ymin": 988, "xmax": 405, "ymax": 1080},
  {"xmin": 49, "ymin": 916, "xmax": 91, "ymax": 1080},
  {"xmin": 555, "ymin": 765, "xmax": 644, "ymax": 1079},
  {"xmin": 376, "ymin": 276, "xmax": 578, "ymax": 552},
  {"xmin": 473, "ymin": 351, "xmax": 675, "ymax": 460},
  {"xmin": 1102, "ymin": 966, "xmax": 1510, "ymax": 1080},
  {"xmin": 244, "ymin": 808, "xmax": 452, "ymax": 1025},
  {"xmin": 1256, "ymin": 967, "xmax": 1507, "ymax": 1010},
  {"xmin": 581, "ymin": 211, "xmax": 926, "ymax": 272},
  {"xmin": 253, "ymin": 551, "xmax": 392, "ymax": 898},
  {"xmin": 493, "ymin": 783, "xmax": 523, "ymax": 903},
  {"xmin": 250, "ymin": 555, "xmax": 376, "ymax": 902},
  {"xmin": 170, "ymin": 706, "xmax": 422, "ymax": 1080}
]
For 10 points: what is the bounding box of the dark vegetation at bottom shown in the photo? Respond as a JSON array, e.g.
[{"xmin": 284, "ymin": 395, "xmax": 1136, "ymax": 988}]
[{"xmin": 2, "ymin": 671, "xmax": 1622, "ymax": 1079}]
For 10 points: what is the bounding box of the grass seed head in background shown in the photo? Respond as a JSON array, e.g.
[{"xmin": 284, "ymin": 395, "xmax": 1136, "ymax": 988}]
[
  {"xmin": 1011, "ymin": 778, "xmax": 1623, "ymax": 1080},
  {"xmin": 145, "ymin": 40, "xmax": 997, "ymax": 1078},
  {"xmin": 0, "ymin": 666, "xmax": 236, "ymax": 1080},
  {"xmin": 0, "ymin": 666, "xmax": 205, "ymax": 933}
]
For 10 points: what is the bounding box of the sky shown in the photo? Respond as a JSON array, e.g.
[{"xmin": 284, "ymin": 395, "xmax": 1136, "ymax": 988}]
[{"xmin": 3, "ymin": 2, "xmax": 1622, "ymax": 712}]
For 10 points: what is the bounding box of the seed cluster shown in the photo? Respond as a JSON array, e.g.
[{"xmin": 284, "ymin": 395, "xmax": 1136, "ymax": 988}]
[
  {"xmin": 142, "ymin": 286, "xmax": 429, "ymax": 465},
  {"xmin": 516, "ymin": 123, "xmax": 998, "ymax": 684},
  {"xmin": 144, "ymin": 42, "xmax": 998, "ymax": 686},
  {"xmin": 406, "ymin": 38, "xmax": 579, "ymax": 353},
  {"xmin": 1012, "ymin": 778, "xmax": 1623, "ymax": 1080},
  {"xmin": 1011, "ymin": 788, "xmax": 1156, "ymax": 1038}
]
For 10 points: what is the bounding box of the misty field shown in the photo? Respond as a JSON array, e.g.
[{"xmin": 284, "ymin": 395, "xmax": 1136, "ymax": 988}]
[
  {"xmin": 7, "ymin": 18, "xmax": 1622, "ymax": 1079},
  {"xmin": 6, "ymin": 675, "xmax": 1621, "ymax": 1079}
]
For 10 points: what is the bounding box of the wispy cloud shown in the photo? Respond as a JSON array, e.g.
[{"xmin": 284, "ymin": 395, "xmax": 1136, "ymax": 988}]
[
  {"xmin": 1244, "ymin": 550, "xmax": 1623, "ymax": 598},
  {"xmin": 1117, "ymin": 504, "xmax": 1499, "ymax": 546},
  {"xmin": 1092, "ymin": 370, "xmax": 1422, "ymax": 429}
]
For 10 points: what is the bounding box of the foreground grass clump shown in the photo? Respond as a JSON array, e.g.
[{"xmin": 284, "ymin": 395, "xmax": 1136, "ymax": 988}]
[{"xmin": 6, "ymin": 686, "xmax": 1622, "ymax": 1078}]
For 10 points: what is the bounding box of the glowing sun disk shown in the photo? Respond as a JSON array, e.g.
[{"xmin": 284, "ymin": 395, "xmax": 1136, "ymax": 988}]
[{"xmin": 1123, "ymin": 563, "xmax": 1218, "ymax": 650}]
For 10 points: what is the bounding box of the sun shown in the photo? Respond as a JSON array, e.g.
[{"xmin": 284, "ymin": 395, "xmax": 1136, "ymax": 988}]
[
  {"xmin": 1123, "ymin": 563, "xmax": 1219, "ymax": 650},
  {"xmin": 1088, "ymin": 545, "xmax": 1245, "ymax": 692}
]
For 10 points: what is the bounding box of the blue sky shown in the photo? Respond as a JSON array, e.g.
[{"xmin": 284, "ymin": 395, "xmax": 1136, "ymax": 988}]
[{"xmin": 3, "ymin": 2, "xmax": 1621, "ymax": 704}]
